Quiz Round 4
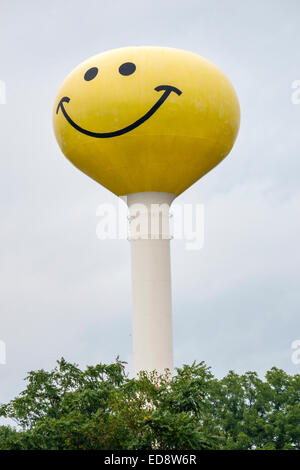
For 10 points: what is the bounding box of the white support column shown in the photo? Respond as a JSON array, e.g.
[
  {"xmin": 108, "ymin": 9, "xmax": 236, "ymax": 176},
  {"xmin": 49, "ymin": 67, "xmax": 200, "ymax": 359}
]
[{"xmin": 126, "ymin": 192, "xmax": 176, "ymax": 376}]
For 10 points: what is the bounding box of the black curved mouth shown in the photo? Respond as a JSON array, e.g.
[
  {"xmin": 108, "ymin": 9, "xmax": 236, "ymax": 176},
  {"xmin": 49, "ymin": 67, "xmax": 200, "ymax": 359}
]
[{"xmin": 56, "ymin": 85, "xmax": 182, "ymax": 138}]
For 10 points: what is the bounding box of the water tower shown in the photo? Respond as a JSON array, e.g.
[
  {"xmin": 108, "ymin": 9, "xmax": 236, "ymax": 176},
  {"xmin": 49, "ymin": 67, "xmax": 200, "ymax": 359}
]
[{"xmin": 53, "ymin": 46, "xmax": 240, "ymax": 376}]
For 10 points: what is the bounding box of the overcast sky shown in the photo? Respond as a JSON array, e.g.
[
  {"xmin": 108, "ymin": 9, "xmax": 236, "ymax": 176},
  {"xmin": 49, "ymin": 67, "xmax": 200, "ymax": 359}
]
[{"xmin": 0, "ymin": 0, "xmax": 300, "ymax": 405}]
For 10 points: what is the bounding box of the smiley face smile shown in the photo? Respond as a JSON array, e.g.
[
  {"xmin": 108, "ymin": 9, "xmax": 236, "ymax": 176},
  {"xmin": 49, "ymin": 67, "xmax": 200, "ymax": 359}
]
[{"xmin": 56, "ymin": 84, "xmax": 182, "ymax": 138}]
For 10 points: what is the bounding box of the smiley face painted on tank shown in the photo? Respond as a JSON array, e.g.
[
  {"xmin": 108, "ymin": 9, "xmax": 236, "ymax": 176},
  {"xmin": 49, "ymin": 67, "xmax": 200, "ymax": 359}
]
[
  {"xmin": 53, "ymin": 47, "xmax": 240, "ymax": 196},
  {"xmin": 56, "ymin": 60, "xmax": 182, "ymax": 138}
]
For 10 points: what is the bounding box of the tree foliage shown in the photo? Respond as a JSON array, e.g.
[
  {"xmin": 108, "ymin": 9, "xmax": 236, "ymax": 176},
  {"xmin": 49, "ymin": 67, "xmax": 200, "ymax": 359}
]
[{"xmin": 0, "ymin": 359, "xmax": 299, "ymax": 450}]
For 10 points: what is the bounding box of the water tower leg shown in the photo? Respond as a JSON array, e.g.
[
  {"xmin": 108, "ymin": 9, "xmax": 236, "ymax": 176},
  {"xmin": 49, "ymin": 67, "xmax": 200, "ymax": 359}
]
[{"xmin": 126, "ymin": 192, "xmax": 176, "ymax": 376}]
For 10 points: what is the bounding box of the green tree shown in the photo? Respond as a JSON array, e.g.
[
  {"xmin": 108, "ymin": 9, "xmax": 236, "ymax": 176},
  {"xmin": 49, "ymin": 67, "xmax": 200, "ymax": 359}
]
[{"xmin": 0, "ymin": 359, "xmax": 299, "ymax": 450}]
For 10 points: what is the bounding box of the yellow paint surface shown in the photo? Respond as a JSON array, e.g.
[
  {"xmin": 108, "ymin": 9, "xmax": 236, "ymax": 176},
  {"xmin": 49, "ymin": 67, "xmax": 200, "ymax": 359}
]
[{"xmin": 53, "ymin": 46, "xmax": 240, "ymax": 195}]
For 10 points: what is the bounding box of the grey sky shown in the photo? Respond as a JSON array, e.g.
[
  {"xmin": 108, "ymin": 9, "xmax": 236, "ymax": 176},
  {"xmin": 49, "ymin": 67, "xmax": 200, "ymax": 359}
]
[{"xmin": 0, "ymin": 0, "xmax": 299, "ymax": 405}]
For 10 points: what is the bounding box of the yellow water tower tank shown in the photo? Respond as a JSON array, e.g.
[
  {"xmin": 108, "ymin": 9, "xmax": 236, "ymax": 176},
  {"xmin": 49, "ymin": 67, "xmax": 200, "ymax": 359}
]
[{"xmin": 53, "ymin": 46, "xmax": 240, "ymax": 196}]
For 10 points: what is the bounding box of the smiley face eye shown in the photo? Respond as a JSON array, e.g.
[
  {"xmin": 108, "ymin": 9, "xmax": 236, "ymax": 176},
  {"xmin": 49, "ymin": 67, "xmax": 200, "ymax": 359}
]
[
  {"xmin": 84, "ymin": 67, "xmax": 98, "ymax": 81},
  {"xmin": 119, "ymin": 62, "xmax": 136, "ymax": 76}
]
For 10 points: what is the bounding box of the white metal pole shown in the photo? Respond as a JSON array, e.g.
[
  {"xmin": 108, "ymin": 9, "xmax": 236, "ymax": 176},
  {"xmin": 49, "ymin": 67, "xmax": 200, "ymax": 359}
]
[{"xmin": 126, "ymin": 192, "xmax": 176, "ymax": 376}]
